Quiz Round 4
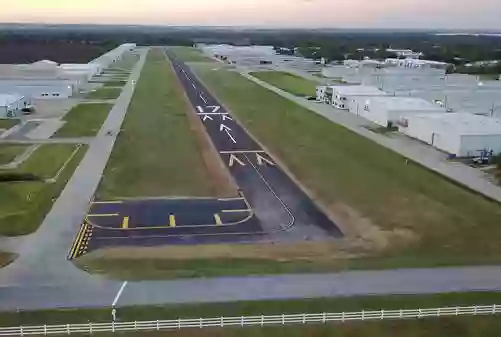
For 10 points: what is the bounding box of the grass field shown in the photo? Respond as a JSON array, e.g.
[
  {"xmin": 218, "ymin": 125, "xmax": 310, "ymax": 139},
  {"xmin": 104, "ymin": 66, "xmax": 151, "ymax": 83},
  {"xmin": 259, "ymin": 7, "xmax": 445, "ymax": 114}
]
[
  {"xmin": 0, "ymin": 252, "xmax": 16, "ymax": 268},
  {"xmin": 0, "ymin": 119, "xmax": 20, "ymax": 130},
  {"xmin": 86, "ymin": 87, "xmax": 122, "ymax": 100},
  {"xmin": 0, "ymin": 145, "xmax": 28, "ymax": 165},
  {"xmin": 96, "ymin": 48, "xmax": 222, "ymax": 199},
  {"xmin": 186, "ymin": 63, "xmax": 501, "ymax": 269},
  {"xmin": 54, "ymin": 103, "xmax": 112, "ymax": 137},
  {"xmin": 169, "ymin": 46, "xmax": 215, "ymax": 62},
  {"xmin": 249, "ymin": 71, "xmax": 317, "ymax": 97},
  {"xmin": 0, "ymin": 292, "xmax": 500, "ymax": 336},
  {"xmin": 0, "ymin": 144, "xmax": 86, "ymax": 236}
]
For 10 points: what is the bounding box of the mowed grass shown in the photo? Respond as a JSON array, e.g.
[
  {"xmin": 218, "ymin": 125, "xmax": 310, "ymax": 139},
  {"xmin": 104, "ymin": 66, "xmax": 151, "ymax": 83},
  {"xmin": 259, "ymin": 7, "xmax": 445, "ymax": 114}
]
[
  {"xmin": 0, "ymin": 119, "xmax": 20, "ymax": 130},
  {"xmin": 169, "ymin": 46, "xmax": 215, "ymax": 62},
  {"xmin": 0, "ymin": 251, "xmax": 16, "ymax": 268},
  {"xmin": 250, "ymin": 71, "xmax": 317, "ymax": 97},
  {"xmin": 0, "ymin": 144, "xmax": 86, "ymax": 236},
  {"xmin": 0, "ymin": 145, "xmax": 28, "ymax": 165},
  {"xmin": 103, "ymin": 81, "xmax": 127, "ymax": 87},
  {"xmin": 86, "ymin": 87, "xmax": 122, "ymax": 100},
  {"xmin": 96, "ymin": 48, "xmax": 216, "ymax": 199},
  {"xmin": 0, "ymin": 292, "xmax": 500, "ymax": 326},
  {"xmin": 54, "ymin": 103, "xmax": 112, "ymax": 137},
  {"xmin": 190, "ymin": 64, "xmax": 501, "ymax": 267}
]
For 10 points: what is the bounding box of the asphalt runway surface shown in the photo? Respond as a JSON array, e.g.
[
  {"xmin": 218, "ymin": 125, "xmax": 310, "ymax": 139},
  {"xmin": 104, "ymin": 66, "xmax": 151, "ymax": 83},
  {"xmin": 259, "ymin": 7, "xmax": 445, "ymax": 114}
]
[{"xmin": 68, "ymin": 49, "xmax": 342, "ymax": 259}]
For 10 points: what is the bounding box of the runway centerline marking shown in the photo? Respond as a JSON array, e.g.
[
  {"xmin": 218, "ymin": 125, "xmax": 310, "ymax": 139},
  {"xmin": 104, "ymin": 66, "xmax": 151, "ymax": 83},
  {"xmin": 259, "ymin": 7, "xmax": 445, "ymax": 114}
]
[
  {"xmin": 220, "ymin": 150, "xmax": 265, "ymax": 154},
  {"xmin": 169, "ymin": 214, "xmax": 176, "ymax": 228},
  {"xmin": 214, "ymin": 213, "xmax": 223, "ymax": 225},
  {"xmin": 191, "ymin": 82, "xmax": 196, "ymax": 89},
  {"xmin": 121, "ymin": 216, "xmax": 129, "ymax": 229},
  {"xmin": 220, "ymin": 124, "xmax": 236, "ymax": 144}
]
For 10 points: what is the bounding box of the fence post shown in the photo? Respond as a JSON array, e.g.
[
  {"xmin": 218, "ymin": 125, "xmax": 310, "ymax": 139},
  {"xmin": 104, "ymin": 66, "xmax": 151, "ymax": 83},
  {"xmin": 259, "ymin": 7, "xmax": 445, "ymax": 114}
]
[
  {"xmin": 178, "ymin": 318, "xmax": 181, "ymax": 329},
  {"xmin": 44, "ymin": 324, "xmax": 47, "ymax": 335},
  {"xmin": 456, "ymin": 307, "xmax": 459, "ymax": 316},
  {"xmin": 200, "ymin": 317, "xmax": 203, "ymax": 329},
  {"xmin": 66, "ymin": 324, "xmax": 70, "ymax": 335},
  {"xmin": 362, "ymin": 310, "xmax": 365, "ymax": 321},
  {"xmin": 418, "ymin": 308, "xmax": 422, "ymax": 318},
  {"xmin": 112, "ymin": 321, "xmax": 115, "ymax": 332},
  {"xmin": 323, "ymin": 312, "xmax": 326, "ymax": 323},
  {"xmin": 437, "ymin": 307, "xmax": 441, "ymax": 317},
  {"xmin": 134, "ymin": 321, "xmax": 137, "ymax": 331},
  {"xmin": 302, "ymin": 313, "xmax": 306, "ymax": 324},
  {"xmin": 20, "ymin": 326, "xmax": 23, "ymax": 337},
  {"xmin": 474, "ymin": 306, "xmax": 478, "ymax": 316},
  {"xmin": 156, "ymin": 320, "xmax": 159, "ymax": 331},
  {"xmin": 380, "ymin": 309, "xmax": 384, "ymax": 320},
  {"xmin": 282, "ymin": 314, "xmax": 285, "ymax": 325},
  {"xmin": 493, "ymin": 304, "xmax": 497, "ymax": 314},
  {"xmin": 342, "ymin": 311, "xmax": 345, "ymax": 322},
  {"xmin": 220, "ymin": 317, "xmax": 223, "ymax": 328},
  {"xmin": 261, "ymin": 315, "xmax": 264, "ymax": 327},
  {"xmin": 89, "ymin": 322, "xmax": 92, "ymax": 335},
  {"xmin": 399, "ymin": 309, "xmax": 403, "ymax": 319}
]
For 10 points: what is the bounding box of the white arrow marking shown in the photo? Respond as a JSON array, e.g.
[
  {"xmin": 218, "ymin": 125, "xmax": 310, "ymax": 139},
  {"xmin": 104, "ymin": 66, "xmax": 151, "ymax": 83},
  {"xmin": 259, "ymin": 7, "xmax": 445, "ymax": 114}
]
[
  {"xmin": 229, "ymin": 154, "xmax": 245, "ymax": 167},
  {"xmin": 225, "ymin": 129, "xmax": 237, "ymax": 143},
  {"xmin": 202, "ymin": 115, "xmax": 213, "ymax": 121},
  {"xmin": 196, "ymin": 106, "xmax": 204, "ymax": 113},
  {"xmin": 220, "ymin": 124, "xmax": 232, "ymax": 132},
  {"xmin": 222, "ymin": 114, "xmax": 232, "ymax": 121},
  {"xmin": 256, "ymin": 153, "xmax": 275, "ymax": 166},
  {"xmin": 199, "ymin": 94, "xmax": 208, "ymax": 103},
  {"xmin": 207, "ymin": 105, "xmax": 221, "ymax": 113},
  {"xmin": 191, "ymin": 83, "xmax": 196, "ymax": 89}
]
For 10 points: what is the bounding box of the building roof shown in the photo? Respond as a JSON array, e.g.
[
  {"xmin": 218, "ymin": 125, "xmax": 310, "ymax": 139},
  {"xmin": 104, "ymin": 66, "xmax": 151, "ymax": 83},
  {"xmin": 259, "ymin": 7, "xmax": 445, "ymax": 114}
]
[
  {"xmin": 0, "ymin": 93, "xmax": 23, "ymax": 106},
  {"xmin": 329, "ymin": 85, "xmax": 387, "ymax": 96},
  {"xmin": 365, "ymin": 96, "xmax": 445, "ymax": 112},
  {"xmin": 407, "ymin": 112, "xmax": 501, "ymax": 136}
]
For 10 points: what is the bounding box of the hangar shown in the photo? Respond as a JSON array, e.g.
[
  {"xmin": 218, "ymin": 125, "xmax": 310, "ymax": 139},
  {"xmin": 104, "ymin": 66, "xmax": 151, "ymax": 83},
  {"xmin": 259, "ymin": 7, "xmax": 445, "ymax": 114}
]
[
  {"xmin": 0, "ymin": 79, "xmax": 76, "ymax": 99},
  {"xmin": 399, "ymin": 113, "xmax": 501, "ymax": 157},
  {"xmin": 348, "ymin": 96, "xmax": 445, "ymax": 127}
]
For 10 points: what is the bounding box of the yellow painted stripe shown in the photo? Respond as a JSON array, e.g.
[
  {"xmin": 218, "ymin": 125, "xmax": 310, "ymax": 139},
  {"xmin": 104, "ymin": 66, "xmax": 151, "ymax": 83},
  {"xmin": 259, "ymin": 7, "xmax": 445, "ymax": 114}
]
[
  {"xmin": 71, "ymin": 223, "xmax": 88, "ymax": 259},
  {"xmin": 214, "ymin": 213, "xmax": 223, "ymax": 226},
  {"xmin": 92, "ymin": 200, "xmax": 123, "ymax": 204},
  {"xmin": 68, "ymin": 224, "xmax": 85, "ymax": 259},
  {"xmin": 221, "ymin": 209, "xmax": 251, "ymax": 213},
  {"xmin": 87, "ymin": 213, "xmax": 119, "ymax": 217},
  {"xmin": 122, "ymin": 216, "xmax": 129, "ymax": 229},
  {"xmin": 169, "ymin": 214, "xmax": 176, "ymax": 228}
]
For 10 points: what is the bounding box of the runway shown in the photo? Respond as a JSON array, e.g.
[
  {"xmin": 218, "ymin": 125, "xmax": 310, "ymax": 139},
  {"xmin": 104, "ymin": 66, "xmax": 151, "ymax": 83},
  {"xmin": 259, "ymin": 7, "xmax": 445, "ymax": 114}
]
[{"xmin": 68, "ymin": 48, "xmax": 342, "ymax": 259}]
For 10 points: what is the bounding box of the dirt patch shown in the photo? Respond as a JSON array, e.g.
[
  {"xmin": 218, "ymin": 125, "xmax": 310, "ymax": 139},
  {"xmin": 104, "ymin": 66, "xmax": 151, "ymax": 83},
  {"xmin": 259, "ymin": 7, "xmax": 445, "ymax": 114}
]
[{"xmin": 167, "ymin": 54, "xmax": 237, "ymax": 197}]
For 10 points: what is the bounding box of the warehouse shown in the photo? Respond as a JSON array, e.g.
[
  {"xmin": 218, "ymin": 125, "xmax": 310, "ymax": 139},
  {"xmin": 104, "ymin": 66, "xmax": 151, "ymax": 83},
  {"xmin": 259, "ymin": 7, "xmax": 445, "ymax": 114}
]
[
  {"xmin": 0, "ymin": 93, "xmax": 30, "ymax": 118},
  {"xmin": 0, "ymin": 80, "xmax": 76, "ymax": 99},
  {"xmin": 348, "ymin": 96, "xmax": 445, "ymax": 127},
  {"xmin": 399, "ymin": 113, "xmax": 501, "ymax": 157},
  {"xmin": 325, "ymin": 85, "xmax": 387, "ymax": 109}
]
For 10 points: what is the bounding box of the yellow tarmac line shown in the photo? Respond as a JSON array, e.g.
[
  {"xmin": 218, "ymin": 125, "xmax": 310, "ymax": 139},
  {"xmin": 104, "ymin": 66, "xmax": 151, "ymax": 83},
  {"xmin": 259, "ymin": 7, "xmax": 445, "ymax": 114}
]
[
  {"xmin": 122, "ymin": 216, "xmax": 129, "ymax": 229},
  {"xmin": 71, "ymin": 223, "xmax": 88, "ymax": 259},
  {"xmin": 221, "ymin": 209, "xmax": 252, "ymax": 213},
  {"xmin": 214, "ymin": 213, "xmax": 223, "ymax": 226},
  {"xmin": 169, "ymin": 214, "xmax": 176, "ymax": 228},
  {"xmin": 87, "ymin": 213, "xmax": 119, "ymax": 217},
  {"xmin": 92, "ymin": 200, "xmax": 123, "ymax": 204},
  {"xmin": 68, "ymin": 224, "xmax": 86, "ymax": 259}
]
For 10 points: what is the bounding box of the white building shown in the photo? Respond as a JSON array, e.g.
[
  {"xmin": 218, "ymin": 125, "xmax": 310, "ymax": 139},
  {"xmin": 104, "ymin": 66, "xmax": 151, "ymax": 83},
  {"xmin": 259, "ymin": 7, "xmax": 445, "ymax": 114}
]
[
  {"xmin": 348, "ymin": 96, "xmax": 445, "ymax": 127},
  {"xmin": 400, "ymin": 113, "xmax": 501, "ymax": 157},
  {"xmin": 323, "ymin": 85, "xmax": 387, "ymax": 109},
  {"xmin": 0, "ymin": 93, "xmax": 30, "ymax": 118},
  {"xmin": 384, "ymin": 58, "xmax": 448, "ymax": 70},
  {"xmin": 386, "ymin": 49, "xmax": 423, "ymax": 59},
  {"xmin": 0, "ymin": 79, "xmax": 76, "ymax": 99}
]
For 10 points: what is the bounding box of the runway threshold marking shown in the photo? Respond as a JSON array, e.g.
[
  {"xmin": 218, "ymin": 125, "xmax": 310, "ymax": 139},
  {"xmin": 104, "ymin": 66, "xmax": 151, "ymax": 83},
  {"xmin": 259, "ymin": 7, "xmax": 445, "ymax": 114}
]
[
  {"xmin": 220, "ymin": 150, "xmax": 265, "ymax": 154},
  {"xmin": 256, "ymin": 153, "xmax": 275, "ymax": 166},
  {"xmin": 121, "ymin": 216, "xmax": 129, "ymax": 229},
  {"xmin": 169, "ymin": 214, "xmax": 176, "ymax": 228},
  {"xmin": 214, "ymin": 213, "xmax": 223, "ymax": 225},
  {"xmin": 229, "ymin": 154, "xmax": 246, "ymax": 167}
]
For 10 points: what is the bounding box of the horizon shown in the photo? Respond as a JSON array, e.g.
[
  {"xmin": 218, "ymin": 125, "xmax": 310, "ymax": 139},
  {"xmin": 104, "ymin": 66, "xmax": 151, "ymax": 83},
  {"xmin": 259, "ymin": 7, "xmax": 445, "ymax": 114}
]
[{"xmin": 1, "ymin": 0, "xmax": 501, "ymax": 30}]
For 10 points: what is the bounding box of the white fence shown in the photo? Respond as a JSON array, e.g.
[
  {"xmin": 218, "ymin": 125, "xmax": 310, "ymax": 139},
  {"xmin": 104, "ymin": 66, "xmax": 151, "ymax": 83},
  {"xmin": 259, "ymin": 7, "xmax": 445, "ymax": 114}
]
[{"xmin": 0, "ymin": 305, "xmax": 499, "ymax": 336}]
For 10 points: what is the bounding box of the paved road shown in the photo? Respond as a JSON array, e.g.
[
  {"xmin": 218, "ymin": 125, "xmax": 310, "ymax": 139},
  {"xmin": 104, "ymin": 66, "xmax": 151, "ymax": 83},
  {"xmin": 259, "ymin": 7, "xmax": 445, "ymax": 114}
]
[{"xmin": 241, "ymin": 71, "xmax": 501, "ymax": 204}]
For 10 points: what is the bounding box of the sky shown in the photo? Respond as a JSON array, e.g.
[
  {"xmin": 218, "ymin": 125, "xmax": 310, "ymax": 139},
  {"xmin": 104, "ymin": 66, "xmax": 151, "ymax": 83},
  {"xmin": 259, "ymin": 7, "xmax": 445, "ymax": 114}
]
[{"xmin": 1, "ymin": 0, "xmax": 500, "ymax": 30}]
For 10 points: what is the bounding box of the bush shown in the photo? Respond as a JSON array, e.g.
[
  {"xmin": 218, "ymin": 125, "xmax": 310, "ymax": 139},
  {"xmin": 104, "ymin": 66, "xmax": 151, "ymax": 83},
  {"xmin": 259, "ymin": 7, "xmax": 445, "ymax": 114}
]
[{"xmin": 0, "ymin": 173, "xmax": 40, "ymax": 182}]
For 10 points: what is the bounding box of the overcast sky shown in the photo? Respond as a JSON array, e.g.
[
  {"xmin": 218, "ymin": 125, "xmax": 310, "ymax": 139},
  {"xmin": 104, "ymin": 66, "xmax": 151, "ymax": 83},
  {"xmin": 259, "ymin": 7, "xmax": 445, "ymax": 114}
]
[{"xmin": 1, "ymin": 0, "xmax": 500, "ymax": 30}]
